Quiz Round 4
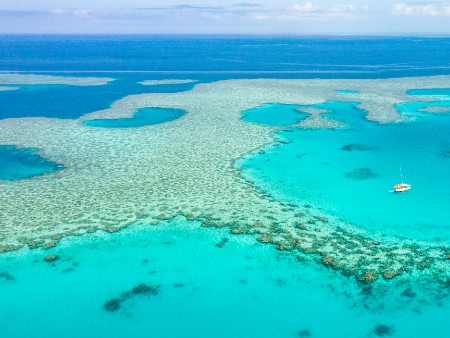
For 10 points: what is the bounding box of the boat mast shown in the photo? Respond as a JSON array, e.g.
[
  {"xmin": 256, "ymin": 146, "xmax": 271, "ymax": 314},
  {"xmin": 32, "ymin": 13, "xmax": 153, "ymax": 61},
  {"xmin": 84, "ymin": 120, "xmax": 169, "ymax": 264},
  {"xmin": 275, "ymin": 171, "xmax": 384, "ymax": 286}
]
[{"xmin": 400, "ymin": 167, "xmax": 404, "ymax": 184}]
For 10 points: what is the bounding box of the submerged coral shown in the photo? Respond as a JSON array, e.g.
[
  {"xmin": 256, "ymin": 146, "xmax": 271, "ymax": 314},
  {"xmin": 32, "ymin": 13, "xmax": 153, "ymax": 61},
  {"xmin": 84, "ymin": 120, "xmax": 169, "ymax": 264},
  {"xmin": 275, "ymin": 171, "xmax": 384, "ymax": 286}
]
[
  {"xmin": 103, "ymin": 283, "xmax": 161, "ymax": 313},
  {"xmin": 341, "ymin": 143, "xmax": 374, "ymax": 151},
  {"xmin": 0, "ymin": 272, "xmax": 14, "ymax": 281},
  {"xmin": 0, "ymin": 73, "xmax": 113, "ymax": 86},
  {"xmin": 372, "ymin": 324, "xmax": 395, "ymax": 336},
  {"xmin": 1, "ymin": 77, "xmax": 450, "ymax": 291},
  {"xmin": 344, "ymin": 168, "xmax": 379, "ymax": 180}
]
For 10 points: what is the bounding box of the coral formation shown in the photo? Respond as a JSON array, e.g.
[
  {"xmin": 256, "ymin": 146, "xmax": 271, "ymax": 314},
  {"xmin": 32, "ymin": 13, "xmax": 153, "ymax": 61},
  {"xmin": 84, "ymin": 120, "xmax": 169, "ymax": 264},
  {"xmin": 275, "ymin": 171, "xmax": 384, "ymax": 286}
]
[
  {"xmin": 103, "ymin": 283, "xmax": 160, "ymax": 312},
  {"xmin": 1, "ymin": 77, "xmax": 450, "ymax": 289}
]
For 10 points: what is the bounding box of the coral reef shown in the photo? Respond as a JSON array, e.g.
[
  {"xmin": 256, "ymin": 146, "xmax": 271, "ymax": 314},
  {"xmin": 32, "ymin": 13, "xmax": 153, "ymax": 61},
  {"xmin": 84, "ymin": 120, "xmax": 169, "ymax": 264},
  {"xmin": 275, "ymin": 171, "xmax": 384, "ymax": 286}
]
[
  {"xmin": 373, "ymin": 324, "xmax": 395, "ymax": 336},
  {"xmin": 0, "ymin": 73, "xmax": 113, "ymax": 86},
  {"xmin": 1, "ymin": 77, "xmax": 450, "ymax": 290},
  {"xmin": 344, "ymin": 168, "xmax": 378, "ymax": 180},
  {"xmin": 44, "ymin": 254, "xmax": 59, "ymax": 262},
  {"xmin": 103, "ymin": 283, "xmax": 161, "ymax": 312},
  {"xmin": 139, "ymin": 79, "xmax": 197, "ymax": 86}
]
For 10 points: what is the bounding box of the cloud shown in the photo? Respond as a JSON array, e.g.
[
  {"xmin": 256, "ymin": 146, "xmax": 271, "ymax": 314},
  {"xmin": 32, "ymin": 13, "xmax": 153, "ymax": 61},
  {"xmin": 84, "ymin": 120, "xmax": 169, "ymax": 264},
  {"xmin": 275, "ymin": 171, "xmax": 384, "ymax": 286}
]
[
  {"xmin": 171, "ymin": 5, "xmax": 222, "ymax": 10},
  {"xmin": 392, "ymin": 3, "xmax": 450, "ymax": 16},
  {"xmin": 0, "ymin": 9, "xmax": 49, "ymax": 17},
  {"xmin": 264, "ymin": 2, "xmax": 362, "ymax": 20},
  {"xmin": 50, "ymin": 9, "xmax": 100, "ymax": 19},
  {"xmin": 0, "ymin": 2, "xmax": 368, "ymax": 31},
  {"xmin": 0, "ymin": 3, "xmax": 365, "ymax": 23},
  {"xmin": 131, "ymin": 2, "xmax": 363, "ymax": 20},
  {"xmin": 292, "ymin": 2, "xmax": 320, "ymax": 13},
  {"xmin": 0, "ymin": 8, "xmax": 105, "ymax": 20},
  {"xmin": 233, "ymin": 3, "xmax": 262, "ymax": 7}
]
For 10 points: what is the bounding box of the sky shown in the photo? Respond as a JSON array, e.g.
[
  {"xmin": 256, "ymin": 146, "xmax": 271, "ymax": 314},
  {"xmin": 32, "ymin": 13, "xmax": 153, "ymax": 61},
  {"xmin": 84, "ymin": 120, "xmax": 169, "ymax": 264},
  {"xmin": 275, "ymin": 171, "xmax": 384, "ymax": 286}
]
[{"xmin": 0, "ymin": 1, "xmax": 450, "ymax": 35}]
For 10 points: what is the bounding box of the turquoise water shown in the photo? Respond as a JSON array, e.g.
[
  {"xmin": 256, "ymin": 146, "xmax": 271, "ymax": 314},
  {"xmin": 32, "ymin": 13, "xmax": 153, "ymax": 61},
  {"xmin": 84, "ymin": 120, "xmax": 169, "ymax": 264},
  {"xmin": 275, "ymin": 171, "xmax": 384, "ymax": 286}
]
[
  {"xmin": 408, "ymin": 88, "xmax": 450, "ymax": 97},
  {"xmin": 242, "ymin": 103, "xmax": 309, "ymax": 126},
  {"xmin": 0, "ymin": 145, "xmax": 62, "ymax": 180},
  {"xmin": 2, "ymin": 36, "xmax": 450, "ymax": 338},
  {"xmin": 2, "ymin": 220, "xmax": 450, "ymax": 338},
  {"xmin": 336, "ymin": 89, "xmax": 359, "ymax": 94},
  {"xmin": 398, "ymin": 88, "xmax": 450, "ymax": 116},
  {"xmin": 240, "ymin": 95, "xmax": 450, "ymax": 242},
  {"xmin": 83, "ymin": 107, "xmax": 186, "ymax": 128}
]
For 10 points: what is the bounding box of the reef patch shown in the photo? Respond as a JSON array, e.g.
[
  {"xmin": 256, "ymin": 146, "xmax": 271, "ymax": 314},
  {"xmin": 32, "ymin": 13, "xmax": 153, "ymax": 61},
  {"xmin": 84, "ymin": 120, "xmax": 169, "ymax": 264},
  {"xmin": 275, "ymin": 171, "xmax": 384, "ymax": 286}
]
[
  {"xmin": 1, "ymin": 77, "xmax": 450, "ymax": 294},
  {"xmin": 298, "ymin": 329, "xmax": 312, "ymax": 337},
  {"xmin": 439, "ymin": 150, "xmax": 450, "ymax": 159},
  {"xmin": 0, "ymin": 272, "xmax": 14, "ymax": 281},
  {"xmin": 0, "ymin": 73, "xmax": 113, "ymax": 86},
  {"xmin": 341, "ymin": 143, "xmax": 374, "ymax": 151},
  {"xmin": 139, "ymin": 79, "xmax": 197, "ymax": 86},
  {"xmin": 103, "ymin": 283, "xmax": 161, "ymax": 313},
  {"xmin": 83, "ymin": 107, "xmax": 186, "ymax": 128},
  {"xmin": 215, "ymin": 238, "xmax": 229, "ymax": 248},
  {"xmin": 0, "ymin": 86, "xmax": 19, "ymax": 91},
  {"xmin": 344, "ymin": 168, "xmax": 378, "ymax": 180},
  {"xmin": 372, "ymin": 324, "xmax": 395, "ymax": 337}
]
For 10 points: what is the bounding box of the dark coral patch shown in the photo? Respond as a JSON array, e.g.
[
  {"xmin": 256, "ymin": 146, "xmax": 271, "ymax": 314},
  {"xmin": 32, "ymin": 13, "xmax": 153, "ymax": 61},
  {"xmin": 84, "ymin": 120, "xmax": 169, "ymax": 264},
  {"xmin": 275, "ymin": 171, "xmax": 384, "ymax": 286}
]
[
  {"xmin": 216, "ymin": 238, "xmax": 229, "ymax": 248},
  {"xmin": 61, "ymin": 268, "xmax": 74, "ymax": 274},
  {"xmin": 131, "ymin": 283, "xmax": 160, "ymax": 296},
  {"xmin": 341, "ymin": 143, "xmax": 374, "ymax": 151},
  {"xmin": 373, "ymin": 324, "xmax": 395, "ymax": 336},
  {"xmin": 298, "ymin": 329, "xmax": 312, "ymax": 337},
  {"xmin": 401, "ymin": 287, "xmax": 416, "ymax": 298},
  {"xmin": 0, "ymin": 272, "xmax": 14, "ymax": 281},
  {"xmin": 103, "ymin": 283, "xmax": 161, "ymax": 313},
  {"xmin": 103, "ymin": 298, "xmax": 121, "ymax": 312},
  {"xmin": 43, "ymin": 254, "xmax": 59, "ymax": 262},
  {"xmin": 438, "ymin": 150, "xmax": 450, "ymax": 159},
  {"xmin": 345, "ymin": 168, "xmax": 378, "ymax": 180}
]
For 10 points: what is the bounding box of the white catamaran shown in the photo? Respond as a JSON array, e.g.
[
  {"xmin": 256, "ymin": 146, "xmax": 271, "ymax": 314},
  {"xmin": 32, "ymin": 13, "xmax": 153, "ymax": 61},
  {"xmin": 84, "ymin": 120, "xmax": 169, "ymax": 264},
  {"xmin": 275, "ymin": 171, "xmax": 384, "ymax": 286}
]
[{"xmin": 391, "ymin": 167, "xmax": 411, "ymax": 192}]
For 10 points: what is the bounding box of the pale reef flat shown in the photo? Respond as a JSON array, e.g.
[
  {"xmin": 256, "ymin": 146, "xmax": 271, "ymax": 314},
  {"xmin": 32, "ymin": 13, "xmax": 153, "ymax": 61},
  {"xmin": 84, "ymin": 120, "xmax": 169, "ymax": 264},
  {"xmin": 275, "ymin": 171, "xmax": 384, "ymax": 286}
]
[
  {"xmin": 0, "ymin": 86, "xmax": 19, "ymax": 91},
  {"xmin": 1, "ymin": 76, "xmax": 450, "ymax": 290},
  {"xmin": 0, "ymin": 73, "xmax": 114, "ymax": 86},
  {"xmin": 139, "ymin": 79, "xmax": 197, "ymax": 86}
]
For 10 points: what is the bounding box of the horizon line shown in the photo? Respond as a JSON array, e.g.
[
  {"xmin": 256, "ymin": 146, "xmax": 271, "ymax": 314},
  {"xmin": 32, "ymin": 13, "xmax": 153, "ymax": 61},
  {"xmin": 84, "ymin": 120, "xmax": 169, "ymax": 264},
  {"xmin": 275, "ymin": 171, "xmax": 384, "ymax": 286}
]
[{"xmin": 1, "ymin": 33, "xmax": 450, "ymax": 38}]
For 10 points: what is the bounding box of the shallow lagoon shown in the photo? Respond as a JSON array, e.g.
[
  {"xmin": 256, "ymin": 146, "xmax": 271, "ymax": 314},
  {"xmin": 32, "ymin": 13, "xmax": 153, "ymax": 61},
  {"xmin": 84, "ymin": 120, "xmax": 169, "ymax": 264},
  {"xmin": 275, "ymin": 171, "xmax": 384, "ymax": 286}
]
[
  {"xmin": 2, "ymin": 221, "xmax": 450, "ymax": 338},
  {"xmin": 0, "ymin": 145, "xmax": 62, "ymax": 180},
  {"xmin": 1, "ymin": 74, "xmax": 450, "ymax": 338},
  {"xmin": 240, "ymin": 95, "xmax": 450, "ymax": 241},
  {"xmin": 242, "ymin": 103, "xmax": 308, "ymax": 126},
  {"xmin": 83, "ymin": 107, "xmax": 186, "ymax": 128}
]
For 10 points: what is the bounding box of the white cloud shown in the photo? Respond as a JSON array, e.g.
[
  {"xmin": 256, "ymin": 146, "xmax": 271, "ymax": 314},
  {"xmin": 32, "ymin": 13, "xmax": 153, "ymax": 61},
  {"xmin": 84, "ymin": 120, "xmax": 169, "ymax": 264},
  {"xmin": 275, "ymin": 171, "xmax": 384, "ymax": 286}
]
[
  {"xmin": 292, "ymin": 2, "xmax": 320, "ymax": 13},
  {"xmin": 49, "ymin": 8, "xmax": 101, "ymax": 19},
  {"xmin": 269, "ymin": 2, "xmax": 363, "ymax": 20},
  {"xmin": 20, "ymin": 3, "xmax": 366, "ymax": 23},
  {"xmin": 126, "ymin": 2, "xmax": 366, "ymax": 21},
  {"xmin": 392, "ymin": 3, "xmax": 450, "ymax": 16},
  {"xmin": 73, "ymin": 9, "xmax": 97, "ymax": 19}
]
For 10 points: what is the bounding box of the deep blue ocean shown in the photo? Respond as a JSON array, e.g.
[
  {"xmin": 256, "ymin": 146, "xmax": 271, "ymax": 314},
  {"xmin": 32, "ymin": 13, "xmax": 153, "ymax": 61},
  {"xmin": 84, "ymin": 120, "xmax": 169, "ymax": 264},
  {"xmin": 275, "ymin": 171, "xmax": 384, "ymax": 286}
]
[
  {"xmin": 1, "ymin": 36, "xmax": 450, "ymax": 338},
  {"xmin": 1, "ymin": 35, "xmax": 450, "ymax": 76},
  {"xmin": 1, "ymin": 36, "xmax": 449, "ymax": 120}
]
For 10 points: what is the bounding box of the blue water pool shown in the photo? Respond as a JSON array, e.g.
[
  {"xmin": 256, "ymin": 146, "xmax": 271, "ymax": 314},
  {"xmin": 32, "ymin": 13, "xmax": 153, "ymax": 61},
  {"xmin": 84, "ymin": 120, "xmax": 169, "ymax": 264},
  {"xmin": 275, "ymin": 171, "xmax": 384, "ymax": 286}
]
[
  {"xmin": 0, "ymin": 145, "xmax": 62, "ymax": 180},
  {"xmin": 336, "ymin": 89, "xmax": 359, "ymax": 94},
  {"xmin": 239, "ymin": 98, "xmax": 450, "ymax": 241},
  {"xmin": 83, "ymin": 107, "xmax": 186, "ymax": 128},
  {"xmin": 241, "ymin": 103, "xmax": 308, "ymax": 126}
]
